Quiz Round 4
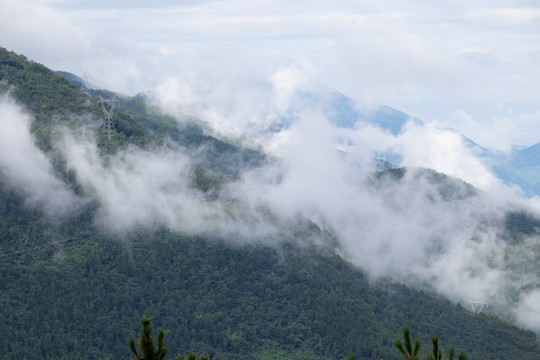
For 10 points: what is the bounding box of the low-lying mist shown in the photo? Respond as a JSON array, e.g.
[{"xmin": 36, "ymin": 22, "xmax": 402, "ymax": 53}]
[
  {"xmin": 3, "ymin": 80, "xmax": 540, "ymax": 334},
  {"xmin": 0, "ymin": 94, "xmax": 79, "ymax": 216}
]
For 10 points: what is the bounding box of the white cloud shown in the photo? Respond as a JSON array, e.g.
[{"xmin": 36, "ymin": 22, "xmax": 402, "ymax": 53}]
[
  {"xmin": 514, "ymin": 289, "xmax": 540, "ymax": 332},
  {"xmin": 397, "ymin": 122, "xmax": 505, "ymax": 191},
  {"xmin": 0, "ymin": 94, "xmax": 78, "ymax": 215},
  {"xmin": 234, "ymin": 109, "xmax": 515, "ymax": 307},
  {"xmin": 272, "ymin": 61, "xmax": 322, "ymax": 113},
  {"xmin": 58, "ymin": 129, "xmax": 198, "ymax": 231},
  {"xmin": 0, "ymin": 0, "xmax": 91, "ymax": 66},
  {"xmin": 463, "ymin": 7, "xmax": 540, "ymax": 27},
  {"xmin": 5, "ymin": 0, "xmax": 540, "ymax": 150},
  {"xmin": 6, "ymin": 0, "xmax": 540, "ymax": 334},
  {"xmin": 435, "ymin": 108, "xmax": 540, "ymax": 151},
  {"xmin": 153, "ymin": 77, "xmax": 200, "ymax": 114}
]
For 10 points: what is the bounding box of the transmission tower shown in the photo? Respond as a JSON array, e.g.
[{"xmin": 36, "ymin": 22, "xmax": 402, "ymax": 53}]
[
  {"xmin": 97, "ymin": 96, "xmax": 117, "ymax": 140},
  {"xmin": 80, "ymin": 72, "xmax": 91, "ymax": 95},
  {"xmin": 467, "ymin": 300, "xmax": 488, "ymax": 314},
  {"xmin": 375, "ymin": 152, "xmax": 386, "ymax": 170}
]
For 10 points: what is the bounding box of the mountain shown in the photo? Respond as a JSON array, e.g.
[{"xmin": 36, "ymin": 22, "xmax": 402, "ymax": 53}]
[
  {"xmin": 55, "ymin": 71, "xmax": 266, "ymax": 179},
  {"xmin": 451, "ymin": 136, "xmax": 540, "ymax": 197},
  {"xmin": 290, "ymin": 90, "xmax": 540, "ymax": 197},
  {"xmin": 279, "ymin": 90, "xmax": 423, "ymax": 135},
  {"xmin": 2, "ymin": 46, "xmax": 540, "ymax": 359},
  {"xmin": 433, "ymin": 129, "xmax": 540, "ymax": 196},
  {"xmin": 54, "ymin": 70, "xmax": 88, "ymax": 89},
  {"xmin": 1, "ymin": 171, "xmax": 539, "ymax": 360},
  {"xmin": 491, "ymin": 143, "xmax": 540, "ymax": 196}
]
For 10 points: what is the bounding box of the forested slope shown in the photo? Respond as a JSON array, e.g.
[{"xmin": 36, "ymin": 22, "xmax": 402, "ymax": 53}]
[
  {"xmin": 1, "ymin": 180, "xmax": 539, "ymax": 360},
  {"xmin": 1, "ymin": 46, "xmax": 540, "ymax": 359}
]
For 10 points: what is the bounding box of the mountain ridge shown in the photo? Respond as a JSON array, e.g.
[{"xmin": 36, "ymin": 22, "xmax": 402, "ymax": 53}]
[{"xmin": 2, "ymin": 46, "xmax": 540, "ymax": 359}]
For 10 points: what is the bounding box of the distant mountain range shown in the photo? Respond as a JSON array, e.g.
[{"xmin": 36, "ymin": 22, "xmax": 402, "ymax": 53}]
[
  {"xmin": 53, "ymin": 69, "xmax": 540, "ymax": 197},
  {"xmin": 275, "ymin": 90, "xmax": 422, "ymax": 134},
  {"xmin": 275, "ymin": 89, "xmax": 540, "ymax": 197},
  {"xmin": 492, "ymin": 144, "xmax": 540, "ymax": 196}
]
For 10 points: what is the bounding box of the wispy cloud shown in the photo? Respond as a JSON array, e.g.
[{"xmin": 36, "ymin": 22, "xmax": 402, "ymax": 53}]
[
  {"xmin": 5, "ymin": 0, "xmax": 540, "ymax": 334},
  {"xmin": 6, "ymin": 0, "xmax": 540, "ymax": 150},
  {"xmin": 0, "ymin": 94, "xmax": 79, "ymax": 215}
]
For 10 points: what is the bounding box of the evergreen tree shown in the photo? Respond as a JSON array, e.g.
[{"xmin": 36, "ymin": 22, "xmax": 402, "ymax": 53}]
[
  {"xmin": 427, "ymin": 335, "xmax": 443, "ymax": 360},
  {"xmin": 177, "ymin": 353, "xmax": 206, "ymax": 360},
  {"xmin": 427, "ymin": 333, "xmax": 467, "ymax": 360},
  {"xmin": 395, "ymin": 326, "xmax": 422, "ymax": 360},
  {"xmin": 129, "ymin": 316, "xmax": 169, "ymax": 360}
]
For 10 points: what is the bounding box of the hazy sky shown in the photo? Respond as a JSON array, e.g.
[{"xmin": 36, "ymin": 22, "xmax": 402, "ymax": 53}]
[{"xmin": 2, "ymin": 0, "xmax": 540, "ymax": 149}]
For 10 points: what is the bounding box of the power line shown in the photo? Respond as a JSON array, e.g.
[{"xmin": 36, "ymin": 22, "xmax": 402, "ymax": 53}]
[
  {"xmin": 80, "ymin": 71, "xmax": 90, "ymax": 95},
  {"xmin": 97, "ymin": 96, "xmax": 117, "ymax": 139},
  {"xmin": 467, "ymin": 300, "xmax": 488, "ymax": 314}
]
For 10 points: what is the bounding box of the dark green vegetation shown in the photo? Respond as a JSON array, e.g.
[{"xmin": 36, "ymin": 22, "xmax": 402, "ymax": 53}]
[
  {"xmin": 2, "ymin": 188, "xmax": 539, "ymax": 359},
  {"xmin": 56, "ymin": 72, "xmax": 266, "ymax": 178},
  {"xmin": 370, "ymin": 167, "xmax": 477, "ymax": 201},
  {"xmin": 129, "ymin": 316, "xmax": 169, "ymax": 360},
  {"xmin": 1, "ymin": 46, "xmax": 263, "ymax": 178},
  {"xmin": 127, "ymin": 317, "xmax": 209, "ymax": 360},
  {"xmin": 1, "ymin": 46, "xmax": 540, "ymax": 359},
  {"xmin": 395, "ymin": 327, "xmax": 467, "ymax": 360},
  {"xmin": 395, "ymin": 327, "xmax": 422, "ymax": 360}
]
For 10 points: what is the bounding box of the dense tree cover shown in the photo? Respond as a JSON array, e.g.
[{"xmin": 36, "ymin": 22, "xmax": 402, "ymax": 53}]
[
  {"xmin": 504, "ymin": 210, "xmax": 540, "ymax": 244},
  {"xmin": 0, "ymin": 49, "xmax": 87, "ymax": 119},
  {"xmin": 129, "ymin": 316, "xmax": 169, "ymax": 360},
  {"xmin": 109, "ymin": 91, "xmax": 267, "ymax": 179},
  {"xmin": 125, "ymin": 317, "xmax": 209, "ymax": 360},
  {"xmin": 395, "ymin": 327, "xmax": 467, "ymax": 360},
  {"xmin": 2, "ymin": 46, "xmax": 540, "ymax": 359},
  {"xmin": 1, "ymin": 176, "xmax": 540, "ymax": 359},
  {"xmin": 0, "ymin": 45, "xmax": 263, "ymax": 195},
  {"xmin": 0, "ymin": 45, "xmax": 247, "ymax": 165},
  {"xmin": 56, "ymin": 71, "xmax": 266, "ymax": 179},
  {"xmin": 370, "ymin": 167, "xmax": 477, "ymax": 201},
  {"xmin": 395, "ymin": 327, "xmax": 422, "ymax": 360},
  {"xmin": 0, "ymin": 46, "xmax": 158, "ymax": 156}
]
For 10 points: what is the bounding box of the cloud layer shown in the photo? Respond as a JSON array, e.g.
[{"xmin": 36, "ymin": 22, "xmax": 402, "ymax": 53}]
[
  {"xmin": 4, "ymin": 0, "xmax": 540, "ymax": 335},
  {"xmin": 4, "ymin": 0, "xmax": 540, "ymax": 148},
  {"xmin": 0, "ymin": 94, "xmax": 78, "ymax": 215},
  {"xmin": 2, "ymin": 83, "xmax": 540, "ymax": 332}
]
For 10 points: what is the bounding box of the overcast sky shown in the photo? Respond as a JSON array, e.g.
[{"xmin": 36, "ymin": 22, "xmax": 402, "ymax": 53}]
[{"xmin": 2, "ymin": 0, "xmax": 540, "ymax": 149}]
